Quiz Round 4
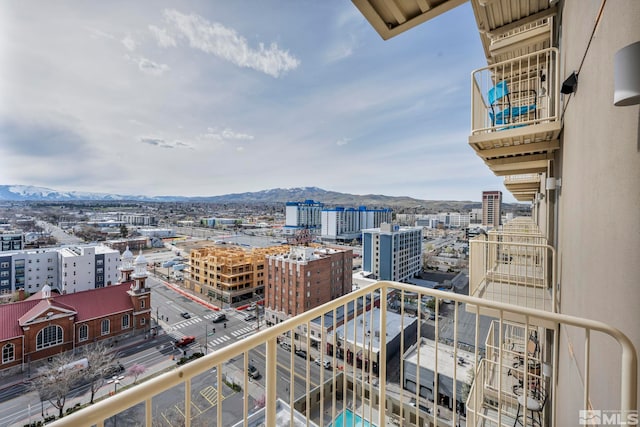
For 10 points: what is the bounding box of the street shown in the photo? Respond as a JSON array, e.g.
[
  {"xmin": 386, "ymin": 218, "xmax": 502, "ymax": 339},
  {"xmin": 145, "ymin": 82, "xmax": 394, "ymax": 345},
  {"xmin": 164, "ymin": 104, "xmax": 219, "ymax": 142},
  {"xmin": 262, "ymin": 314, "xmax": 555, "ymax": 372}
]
[{"xmin": 0, "ymin": 274, "xmax": 330, "ymax": 427}]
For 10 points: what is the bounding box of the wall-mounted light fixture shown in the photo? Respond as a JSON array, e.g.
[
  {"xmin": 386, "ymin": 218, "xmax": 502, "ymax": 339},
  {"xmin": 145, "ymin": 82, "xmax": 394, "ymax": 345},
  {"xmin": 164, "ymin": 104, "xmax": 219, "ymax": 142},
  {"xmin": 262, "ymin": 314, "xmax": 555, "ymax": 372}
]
[
  {"xmin": 614, "ymin": 41, "xmax": 640, "ymax": 106},
  {"xmin": 561, "ymin": 71, "xmax": 578, "ymax": 94}
]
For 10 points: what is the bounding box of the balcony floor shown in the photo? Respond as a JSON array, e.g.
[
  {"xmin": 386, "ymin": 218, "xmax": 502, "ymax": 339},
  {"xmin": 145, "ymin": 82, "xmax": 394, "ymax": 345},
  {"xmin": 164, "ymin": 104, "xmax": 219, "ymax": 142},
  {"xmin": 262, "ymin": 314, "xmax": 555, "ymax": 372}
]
[{"xmin": 467, "ymin": 280, "xmax": 554, "ymax": 327}]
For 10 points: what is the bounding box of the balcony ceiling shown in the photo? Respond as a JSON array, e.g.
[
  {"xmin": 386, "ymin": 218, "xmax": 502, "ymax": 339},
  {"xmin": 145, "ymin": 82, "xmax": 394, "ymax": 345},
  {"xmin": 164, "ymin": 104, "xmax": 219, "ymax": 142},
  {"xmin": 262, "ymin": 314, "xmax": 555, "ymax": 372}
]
[
  {"xmin": 484, "ymin": 152, "xmax": 552, "ymax": 176},
  {"xmin": 471, "ymin": 0, "xmax": 557, "ymax": 63},
  {"xmin": 351, "ymin": 0, "xmax": 467, "ymax": 40}
]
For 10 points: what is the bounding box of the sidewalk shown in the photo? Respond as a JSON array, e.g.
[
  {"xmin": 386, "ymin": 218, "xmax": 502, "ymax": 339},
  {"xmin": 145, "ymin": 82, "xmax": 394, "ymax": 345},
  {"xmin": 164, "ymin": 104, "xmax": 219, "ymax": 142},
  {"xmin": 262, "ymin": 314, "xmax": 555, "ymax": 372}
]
[{"xmin": 0, "ymin": 332, "xmax": 152, "ymax": 395}]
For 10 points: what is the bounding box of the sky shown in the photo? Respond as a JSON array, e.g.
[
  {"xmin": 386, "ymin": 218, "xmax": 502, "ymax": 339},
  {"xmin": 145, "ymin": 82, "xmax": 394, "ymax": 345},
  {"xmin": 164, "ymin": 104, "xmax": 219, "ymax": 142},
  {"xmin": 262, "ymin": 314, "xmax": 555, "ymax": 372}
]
[{"xmin": 0, "ymin": 1, "xmax": 515, "ymax": 203}]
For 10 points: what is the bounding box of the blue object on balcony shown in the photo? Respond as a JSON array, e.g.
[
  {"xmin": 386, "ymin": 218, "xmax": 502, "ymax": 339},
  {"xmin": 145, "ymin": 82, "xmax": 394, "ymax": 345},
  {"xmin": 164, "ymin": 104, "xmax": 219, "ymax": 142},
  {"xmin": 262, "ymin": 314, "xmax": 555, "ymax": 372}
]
[
  {"xmin": 330, "ymin": 409, "xmax": 375, "ymax": 427},
  {"xmin": 488, "ymin": 80, "xmax": 537, "ymax": 127}
]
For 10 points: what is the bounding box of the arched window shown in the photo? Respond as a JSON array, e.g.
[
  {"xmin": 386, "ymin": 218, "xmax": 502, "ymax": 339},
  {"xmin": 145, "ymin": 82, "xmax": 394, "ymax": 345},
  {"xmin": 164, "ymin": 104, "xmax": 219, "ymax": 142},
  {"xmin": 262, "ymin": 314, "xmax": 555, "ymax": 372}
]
[
  {"xmin": 101, "ymin": 319, "xmax": 110, "ymax": 335},
  {"xmin": 2, "ymin": 343, "xmax": 14, "ymax": 363},
  {"xmin": 121, "ymin": 314, "xmax": 130, "ymax": 329},
  {"xmin": 36, "ymin": 325, "xmax": 63, "ymax": 350},
  {"xmin": 78, "ymin": 324, "xmax": 88, "ymax": 342}
]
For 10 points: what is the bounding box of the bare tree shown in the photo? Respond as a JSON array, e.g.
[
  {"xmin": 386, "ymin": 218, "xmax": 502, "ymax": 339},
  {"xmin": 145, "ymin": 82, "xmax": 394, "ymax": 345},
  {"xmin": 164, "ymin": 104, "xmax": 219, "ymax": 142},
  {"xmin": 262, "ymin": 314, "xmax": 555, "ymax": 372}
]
[
  {"xmin": 81, "ymin": 342, "xmax": 119, "ymax": 404},
  {"xmin": 28, "ymin": 352, "xmax": 84, "ymax": 419}
]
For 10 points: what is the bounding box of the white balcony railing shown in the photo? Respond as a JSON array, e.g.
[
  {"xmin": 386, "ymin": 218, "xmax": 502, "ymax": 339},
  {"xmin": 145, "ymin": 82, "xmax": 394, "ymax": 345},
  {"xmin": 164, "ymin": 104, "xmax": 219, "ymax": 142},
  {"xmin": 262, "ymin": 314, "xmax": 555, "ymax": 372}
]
[
  {"xmin": 468, "ymin": 320, "xmax": 551, "ymax": 426},
  {"xmin": 471, "ymin": 48, "xmax": 560, "ymax": 136},
  {"xmin": 49, "ymin": 281, "xmax": 636, "ymax": 427},
  {"xmin": 469, "ymin": 230, "xmax": 556, "ymax": 316}
]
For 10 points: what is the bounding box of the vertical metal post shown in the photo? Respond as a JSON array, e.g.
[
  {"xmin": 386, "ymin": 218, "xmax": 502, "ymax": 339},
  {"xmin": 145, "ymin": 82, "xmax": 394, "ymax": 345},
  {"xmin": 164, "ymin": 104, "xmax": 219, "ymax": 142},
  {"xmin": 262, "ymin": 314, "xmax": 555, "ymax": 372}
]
[
  {"xmin": 265, "ymin": 337, "xmax": 277, "ymax": 427},
  {"xmin": 185, "ymin": 378, "xmax": 191, "ymax": 427},
  {"xmin": 378, "ymin": 285, "xmax": 387, "ymax": 427}
]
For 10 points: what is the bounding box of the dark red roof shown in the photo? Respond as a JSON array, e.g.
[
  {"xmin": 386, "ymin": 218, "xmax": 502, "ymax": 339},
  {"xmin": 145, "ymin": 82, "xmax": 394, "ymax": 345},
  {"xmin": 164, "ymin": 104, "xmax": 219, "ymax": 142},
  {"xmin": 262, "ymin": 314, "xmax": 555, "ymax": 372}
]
[{"xmin": 0, "ymin": 283, "xmax": 137, "ymax": 341}]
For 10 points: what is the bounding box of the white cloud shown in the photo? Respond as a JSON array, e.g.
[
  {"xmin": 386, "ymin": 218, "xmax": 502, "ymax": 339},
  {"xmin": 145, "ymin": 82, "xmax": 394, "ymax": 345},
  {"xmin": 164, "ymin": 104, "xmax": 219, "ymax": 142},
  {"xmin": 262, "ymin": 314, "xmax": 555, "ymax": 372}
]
[
  {"xmin": 125, "ymin": 54, "xmax": 169, "ymax": 76},
  {"xmin": 85, "ymin": 26, "xmax": 115, "ymax": 40},
  {"xmin": 139, "ymin": 137, "xmax": 191, "ymax": 149},
  {"xmin": 121, "ymin": 34, "xmax": 136, "ymax": 51},
  {"xmin": 148, "ymin": 25, "xmax": 177, "ymax": 48},
  {"xmin": 336, "ymin": 137, "xmax": 350, "ymax": 146},
  {"xmin": 160, "ymin": 9, "xmax": 300, "ymax": 78},
  {"xmin": 203, "ymin": 127, "xmax": 254, "ymax": 141}
]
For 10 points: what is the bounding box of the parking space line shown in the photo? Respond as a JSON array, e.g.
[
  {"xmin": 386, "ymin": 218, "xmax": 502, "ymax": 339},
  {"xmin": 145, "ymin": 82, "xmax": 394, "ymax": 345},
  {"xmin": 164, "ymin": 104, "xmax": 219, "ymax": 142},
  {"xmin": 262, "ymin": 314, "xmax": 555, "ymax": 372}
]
[{"xmin": 190, "ymin": 400, "xmax": 204, "ymax": 415}]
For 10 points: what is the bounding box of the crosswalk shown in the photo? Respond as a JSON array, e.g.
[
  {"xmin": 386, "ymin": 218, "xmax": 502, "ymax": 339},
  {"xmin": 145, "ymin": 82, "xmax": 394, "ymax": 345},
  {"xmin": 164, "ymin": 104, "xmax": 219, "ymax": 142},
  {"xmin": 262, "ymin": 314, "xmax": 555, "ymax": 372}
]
[
  {"xmin": 207, "ymin": 334, "xmax": 231, "ymax": 346},
  {"xmin": 173, "ymin": 317, "xmax": 203, "ymax": 329},
  {"xmin": 230, "ymin": 326, "xmax": 255, "ymax": 338},
  {"xmin": 167, "ymin": 313, "xmax": 256, "ymax": 348}
]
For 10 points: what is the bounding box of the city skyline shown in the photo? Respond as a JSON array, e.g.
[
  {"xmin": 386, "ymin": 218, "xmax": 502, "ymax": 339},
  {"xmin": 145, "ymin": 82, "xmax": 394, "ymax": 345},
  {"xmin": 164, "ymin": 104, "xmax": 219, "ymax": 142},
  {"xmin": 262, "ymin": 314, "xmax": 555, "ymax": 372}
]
[{"xmin": 0, "ymin": 1, "xmax": 512, "ymax": 202}]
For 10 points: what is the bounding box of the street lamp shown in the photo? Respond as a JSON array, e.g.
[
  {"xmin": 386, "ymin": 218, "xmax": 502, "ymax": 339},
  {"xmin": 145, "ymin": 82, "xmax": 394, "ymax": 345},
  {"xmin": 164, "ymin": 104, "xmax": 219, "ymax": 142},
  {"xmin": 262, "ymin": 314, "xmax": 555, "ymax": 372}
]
[
  {"xmin": 107, "ymin": 375, "xmax": 125, "ymax": 427},
  {"xmin": 107, "ymin": 375, "xmax": 125, "ymax": 395}
]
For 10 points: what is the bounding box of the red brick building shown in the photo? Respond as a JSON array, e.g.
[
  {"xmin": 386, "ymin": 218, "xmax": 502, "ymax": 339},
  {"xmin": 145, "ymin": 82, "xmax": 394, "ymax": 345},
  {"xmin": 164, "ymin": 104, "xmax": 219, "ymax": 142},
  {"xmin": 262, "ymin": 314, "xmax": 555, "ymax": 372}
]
[
  {"xmin": 0, "ymin": 248, "xmax": 151, "ymax": 374},
  {"xmin": 264, "ymin": 246, "xmax": 352, "ymax": 326}
]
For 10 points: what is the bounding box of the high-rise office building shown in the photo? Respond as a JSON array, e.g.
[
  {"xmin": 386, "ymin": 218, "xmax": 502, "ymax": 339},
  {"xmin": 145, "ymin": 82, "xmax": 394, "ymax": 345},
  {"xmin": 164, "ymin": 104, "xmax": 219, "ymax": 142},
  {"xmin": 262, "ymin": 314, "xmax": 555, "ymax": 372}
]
[
  {"xmin": 482, "ymin": 190, "xmax": 502, "ymax": 228},
  {"xmin": 362, "ymin": 222, "xmax": 422, "ymax": 282},
  {"xmin": 320, "ymin": 206, "xmax": 392, "ymax": 242},
  {"xmin": 284, "ymin": 200, "xmax": 324, "ymax": 234}
]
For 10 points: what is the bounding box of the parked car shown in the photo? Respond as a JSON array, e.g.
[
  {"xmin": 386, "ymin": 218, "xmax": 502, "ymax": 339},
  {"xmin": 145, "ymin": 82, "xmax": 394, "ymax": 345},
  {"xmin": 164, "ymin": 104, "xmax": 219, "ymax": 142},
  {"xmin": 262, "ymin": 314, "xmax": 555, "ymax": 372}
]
[
  {"xmin": 280, "ymin": 342, "xmax": 291, "ymax": 351},
  {"xmin": 181, "ymin": 312, "xmax": 191, "ymax": 319},
  {"xmin": 295, "ymin": 349, "xmax": 308, "ymax": 359},
  {"xmin": 103, "ymin": 362, "xmax": 125, "ymax": 378},
  {"xmin": 211, "ymin": 313, "xmax": 226, "ymax": 323},
  {"xmin": 247, "ymin": 364, "xmax": 260, "ymax": 379},
  {"xmin": 175, "ymin": 336, "xmax": 196, "ymax": 347},
  {"xmin": 314, "ymin": 358, "xmax": 331, "ymax": 369}
]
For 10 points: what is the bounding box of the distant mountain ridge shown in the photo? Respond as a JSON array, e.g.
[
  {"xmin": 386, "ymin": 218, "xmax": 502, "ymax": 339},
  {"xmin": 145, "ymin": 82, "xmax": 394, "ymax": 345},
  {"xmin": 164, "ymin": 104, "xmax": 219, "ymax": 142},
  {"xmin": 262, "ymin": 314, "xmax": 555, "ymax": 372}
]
[{"xmin": 0, "ymin": 184, "xmax": 525, "ymax": 212}]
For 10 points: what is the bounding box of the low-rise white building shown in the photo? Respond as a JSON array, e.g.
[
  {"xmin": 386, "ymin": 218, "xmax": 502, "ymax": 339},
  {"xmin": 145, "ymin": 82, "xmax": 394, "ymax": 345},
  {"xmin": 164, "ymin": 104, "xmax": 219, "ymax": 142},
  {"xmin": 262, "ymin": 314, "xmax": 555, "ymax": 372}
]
[{"xmin": 402, "ymin": 337, "xmax": 475, "ymax": 416}]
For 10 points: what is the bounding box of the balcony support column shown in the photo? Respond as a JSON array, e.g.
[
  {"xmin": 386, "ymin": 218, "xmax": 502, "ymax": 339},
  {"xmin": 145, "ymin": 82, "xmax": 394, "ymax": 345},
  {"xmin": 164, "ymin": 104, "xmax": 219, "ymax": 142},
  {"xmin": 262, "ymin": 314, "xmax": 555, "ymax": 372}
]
[
  {"xmin": 265, "ymin": 337, "xmax": 277, "ymax": 427},
  {"xmin": 378, "ymin": 285, "xmax": 388, "ymax": 427}
]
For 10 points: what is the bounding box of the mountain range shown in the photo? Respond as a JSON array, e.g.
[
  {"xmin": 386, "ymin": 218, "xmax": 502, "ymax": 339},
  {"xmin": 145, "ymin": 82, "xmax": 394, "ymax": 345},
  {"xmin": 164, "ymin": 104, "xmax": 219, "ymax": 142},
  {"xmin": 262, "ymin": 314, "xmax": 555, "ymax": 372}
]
[{"xmin": 0, "ymin": 184, "xmax": 526, "ymax": 212}]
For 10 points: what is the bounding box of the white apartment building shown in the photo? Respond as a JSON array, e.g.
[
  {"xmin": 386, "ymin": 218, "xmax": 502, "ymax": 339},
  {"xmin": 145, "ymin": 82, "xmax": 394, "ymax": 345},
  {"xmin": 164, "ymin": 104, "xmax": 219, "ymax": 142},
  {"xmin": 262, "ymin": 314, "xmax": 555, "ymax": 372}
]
[
  {"xmin": 362, "ymin": 222, "xmax": 422, "ymax": 282},
  {"xmin": 284, "ymin": 200, "xmax": 324, "ymax": 234},
  {"xmin": 0, "ymin": 244, "xmax": 121, "ymax": 296},
  {"xmin": 138, "ymin": 228, "xmax": 175, "ymax": 238},
  {"xmin": 59, "ymin": 245, "xmax": 120, "ymax": 293},
  {"xmin": 0, "ymin": 249, "xmax": 57, "ymax": 297},
  {"xmin": 320, "ymin": 206, "xmax": 392, "ymax": 241},
  {"xmin": 117, "ymin": 213, "xmax": 157, "ymax": 226}
]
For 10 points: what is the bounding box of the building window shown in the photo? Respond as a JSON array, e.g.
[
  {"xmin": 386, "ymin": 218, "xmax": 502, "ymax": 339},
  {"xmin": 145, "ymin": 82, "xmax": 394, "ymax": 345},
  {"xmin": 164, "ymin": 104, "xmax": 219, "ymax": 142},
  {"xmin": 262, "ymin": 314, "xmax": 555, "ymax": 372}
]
[
  {"xmin": 78, "ymin": 324, "xmax": 88, "ymax": 342},
  {"xmin": 140, "ymin": 300, "xmax": 145, "ymax": 309},
  {"xmin": 122, "ymin": 314, "xmax": 130, "ymax": 329},
  {"xmin": 36, "ymin": 325, "xmax": 63, "ymax": 350},
  {"xmin": 140, "ymin": 317, "xmax": 146, "ymax": 326},
  {"xmin": 0, "ymin": 262, "xmax": 8, "ymax": 268},
  {"xmin": 101, "ymin": 319, "xmax": 110, "ymax": 335},
  {"xmin": 2, "ymin": 343, "xmax": 14, "ymax": 363}
]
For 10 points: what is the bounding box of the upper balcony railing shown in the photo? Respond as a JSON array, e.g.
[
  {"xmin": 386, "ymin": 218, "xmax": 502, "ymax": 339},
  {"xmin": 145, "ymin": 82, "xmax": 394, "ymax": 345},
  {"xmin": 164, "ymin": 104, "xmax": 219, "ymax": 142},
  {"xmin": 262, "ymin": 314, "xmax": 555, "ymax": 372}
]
[
  {"xmin": 468, "ymin": 226, "xmax": 557, "ymax": 319},
  {"xmin": 469, "ymin": 48, "xmax": 562, "ymax": 176},
  {"xmin": 50, "ymin": 282, "xmax": 636, "ymax": 427}
]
